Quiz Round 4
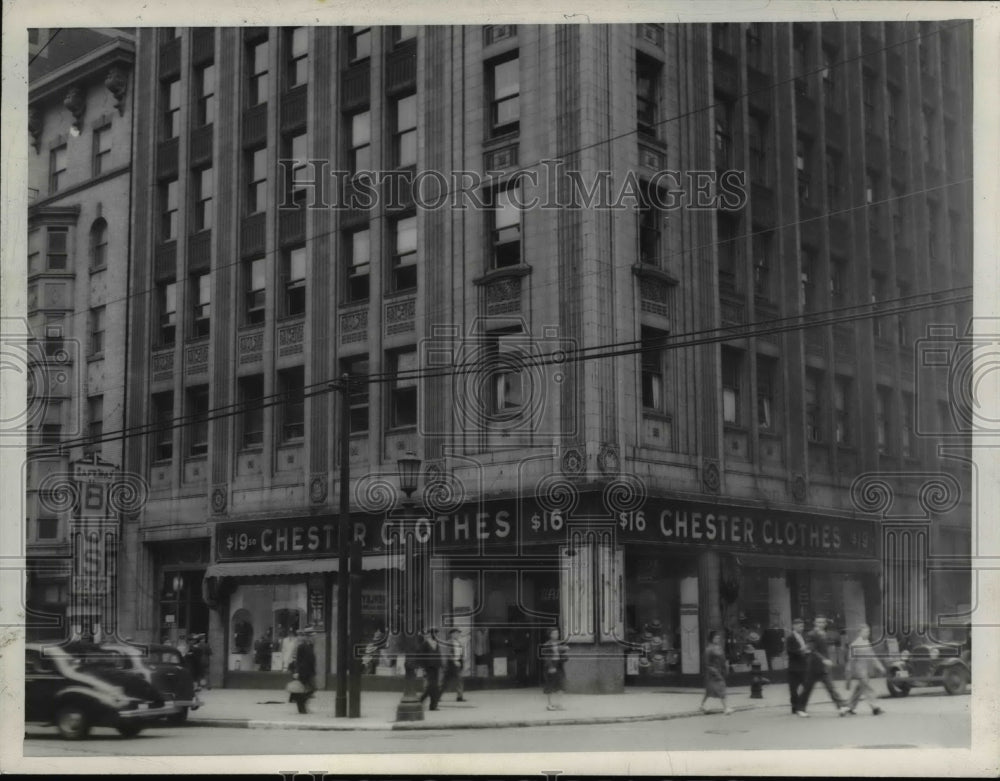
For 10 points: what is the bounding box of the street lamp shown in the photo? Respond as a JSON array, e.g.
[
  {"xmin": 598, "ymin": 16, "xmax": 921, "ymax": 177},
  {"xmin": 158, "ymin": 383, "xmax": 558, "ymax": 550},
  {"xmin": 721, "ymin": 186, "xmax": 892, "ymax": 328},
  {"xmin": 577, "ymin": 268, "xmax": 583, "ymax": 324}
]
[{"xmin": 394, "ymin": 452, "xmax": 424, "ymax": 723}]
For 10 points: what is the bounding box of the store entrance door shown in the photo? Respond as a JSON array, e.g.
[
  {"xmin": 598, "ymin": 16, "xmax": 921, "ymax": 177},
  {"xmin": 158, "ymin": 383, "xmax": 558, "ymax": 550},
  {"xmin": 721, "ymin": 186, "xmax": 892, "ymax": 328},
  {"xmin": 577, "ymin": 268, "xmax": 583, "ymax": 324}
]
[{"xmin": 158, "ymin": 569, "xmax": 208, "ymax": 647}]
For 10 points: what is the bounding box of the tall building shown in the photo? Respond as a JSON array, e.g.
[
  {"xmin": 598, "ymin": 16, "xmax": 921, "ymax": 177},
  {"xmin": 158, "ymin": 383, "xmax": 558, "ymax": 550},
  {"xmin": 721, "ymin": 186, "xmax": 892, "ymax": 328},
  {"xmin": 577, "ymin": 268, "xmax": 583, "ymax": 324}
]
[
  {"xmin": 25, "ymin": 28, "xmax": 136, "ymax": 640},
  {"xmin": 120, "ymin": 23, "xmax": 971, "ymax": 692}
]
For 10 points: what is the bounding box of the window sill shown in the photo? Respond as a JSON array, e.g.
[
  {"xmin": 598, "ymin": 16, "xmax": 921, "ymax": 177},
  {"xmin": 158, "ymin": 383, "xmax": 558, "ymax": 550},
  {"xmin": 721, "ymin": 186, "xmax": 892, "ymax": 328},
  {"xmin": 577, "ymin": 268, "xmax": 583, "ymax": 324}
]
[
  {"xmin": 641, "ymin": 409, "xmax": 672, "ymax": 422},
  {"xmin": 239, "ymin": 445, "xmax": 264, "ymax": 454},
  {"xmin": 385, "ymin": 425, "xmax": 417, "ymax": 435},
  {"xmin": 631, "ymin": 263, "xmax": 679, "ymax": 286},
  {"xmin": 637, "ymin": 131, "xmax": 666, "ymax": 149},
  {"xmin": 89, "ymin": 265, "xmax": 107, "ymax": 276},
  {"xmin": 277, "ymin": 313, "xmax": 306, "ymax": 324},
  {"xmin": 723, "ymin": 423, "xmax": 749, "ymax": 434},
  {"xmin": 186, "ymin": 335, "xmax": 211, "ymax": 346},
  {"xmin": 384, "ymin": 287, "xmax": 417, "ymax": 300},
  {"xmin": 473, "ymin": 264, "xmax": 533, "ymax": 287},
  {"xmin": 87, "ymin": 352, "xmax": 104, "ymax": 364},
  {"xmin": 483, "ymin": 129, "xmax": 519, "ymax": 149}
]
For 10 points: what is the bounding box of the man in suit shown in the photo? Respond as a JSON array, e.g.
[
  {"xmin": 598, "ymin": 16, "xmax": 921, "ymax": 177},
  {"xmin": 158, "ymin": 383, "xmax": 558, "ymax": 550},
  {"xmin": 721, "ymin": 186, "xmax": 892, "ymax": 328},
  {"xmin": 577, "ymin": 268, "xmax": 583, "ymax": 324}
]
[
  {"xmin": 785, "ymin": 617, "xmax": 810, "ymax": 716},
  {"xmin": 417, "ymin": 627, "xmax": 442, "ymax": 711},
  {"xmin": 801, "ymin": 615, "xmax": 850, "ymax": 715},
  {"xmin": 440, "ymin": 628, "xmax": 467, "ymax": 702}
]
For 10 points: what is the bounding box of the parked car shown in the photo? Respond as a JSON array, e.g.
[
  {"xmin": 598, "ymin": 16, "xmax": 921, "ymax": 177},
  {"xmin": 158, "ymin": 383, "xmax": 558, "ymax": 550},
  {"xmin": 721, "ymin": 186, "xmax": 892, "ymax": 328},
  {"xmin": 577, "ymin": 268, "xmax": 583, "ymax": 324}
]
[
  {"xmin": 100, "ymin": 642, "xmax": 203, "ymax": 724},
  {"xmin": 886, "ymin": 641, "xmax": 971, "ymax": 697},
  {"xmin": 25, "ymin": 642, "xmax": 179, "ymax": 739}
]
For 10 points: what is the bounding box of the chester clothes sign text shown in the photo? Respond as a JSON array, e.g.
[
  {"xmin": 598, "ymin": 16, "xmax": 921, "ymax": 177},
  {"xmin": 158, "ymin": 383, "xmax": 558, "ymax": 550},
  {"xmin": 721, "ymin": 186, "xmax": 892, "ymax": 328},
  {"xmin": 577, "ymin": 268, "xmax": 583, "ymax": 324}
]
[{"xmin": 215, "ymin": 496, "xmax": 876, "ymax": 563}]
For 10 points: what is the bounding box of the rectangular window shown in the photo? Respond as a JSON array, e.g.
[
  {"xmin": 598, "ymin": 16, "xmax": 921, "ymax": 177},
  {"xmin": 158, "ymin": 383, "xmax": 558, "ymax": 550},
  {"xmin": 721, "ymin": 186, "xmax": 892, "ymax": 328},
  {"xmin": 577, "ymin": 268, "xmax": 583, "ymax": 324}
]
[
  {"xmin": 285, "ymin": 131, "xmax": 309, "ymax": 204},
  {"xmin": 800, "ymin": 248, "xmax": 816, "ymax": 312},
  {"xmin": 391, "ymin": 216, "xmax": 418, "ymax": 291},
  {"xmin": 825, "ymin": 149, "xmax": 840, "ymax": 206},
  {"xmin": 158, "ymin": 281, "xmax": 177, "ymax": 346},
  {"xmin": 871, "ymin": 274, "xmax": 885, "ymax": 339},
  {"xmin": 195, "ymin": 63, "xmax": 216, "ymax": 126},
  {"xmin": 393, "ymin": 25, "xmax": 417, "ymax": 45},
  {"xmin": 805, "ymin": 369, "xmax": 823, "ymax": 443},
  {"xmin": 830, "ymin": 256, "xmax": 847, "ymax": 306},
  {"xmin": 488, "ymin": 332, "xmax": 526, "ymax": 415},
  {"xmin": 721, "ymin": 348, "xmax": 742, "ymax": 425},
  {"xmin": 349, "ymin": 26, "xmax": 371, "ymax": 63},
  {"xmin": 922, "ymin": 108, "xmax": 935, "ymax": 164},
  {"xmin": 162, "ymin": 78, "xmax": 181, "ymax": 139},
  {"xmin": 752, "ymin": 231, "xmax": 773, "ymax": 299},
  {"xmin": 887, "ymin": 87, "xmax": 901, "ymax": 136},
  {"xmin": 246, "ymin": 147, "xmax": 267, "ymax": 214},
  {"xmin": 244, "ymin": 257, "xmax": 266, "ymax": 325},
  {"xmin": 89, "ymin": 306, "xmax": 105, "ymax": 356},
  {"xmin": 865, "ymin": 170, "xmax": 879, "ymax": 205},
  {"xmin": 191, "ymin": 273, "xmax": 211, "ymax": 338},
  {"xmin": 714, "ymin": 100, "xmax": 732, "ymax": 170},
  {"xmin": 28, "ymin": 230, "xmax": 40, "ymax": 274},
  {"xmin": 93, "ymin": 125, "xmax": 112, "ymax": 176},
  {"xmin": 822, "ymin": 47, "xmax": 837, "ymax": 98},
  {"xmin": 161, "ymin": 179, "xmax": 179, "ymax": 241},
  {"xmin": 239, "ymin": 375, "xmax": 265, "ymax": 449},
  {"xmin": 36, "ymin": 517, "xmax": 59, "ymax": 540},
  {"xmin": 46, "ymin": 227, "xmax": 68, "ymax": 270},
  {"xmin": 151, "ymin": 391, "xmax": 173, "ymax": 461},
  {"xmin": 638, "ymin": 182, "xmax": 660, "ymax": 265},
  {"xmin": 636, "ymin": 54, "xmax": 659, "ymax": 136},
  {"xmin": 748, "ymin": 113, "xmax": 768, "ymax": 182},
  {"xmin": 863, "ymin": 71, "xmax": 876, "ymax": 132},
  {"xmin": 248, "ymin": 38, "xmax": 269, "ymax": 106},
  {"xmin": 278, "ymin": 366, "xmax": 305, "ymax": 443},
  {"xmin": 50, "ymin": 145, "xmax": 67, "ymax": 192},
  {"xmin": 491, "ymin": 186, "xmax": 521, "ymax": 269},
  {"xmin": 388, "ymin": 349, "xmax": 418, "ymax": 428},
  {"xmin": 927, "ymin": 202, "xmax": 940, "ymax": 260},
  {"xmin": 187, "ymin": 385, "xmax": 209, "ymax": 457},
  {"xmin": 393, "ymin": 93, "xmax": 417, "ymax": 169},
  {"xmin": 41, "ymin": 423, "xmax": 62, "ymax": 447},
  {"xmin": 488, "ymin": 54, "xmax": 519, "ymax": 137},
  {"xmin": 756, "ymin": 356, "xmax": 776, "ymax": 431},
  {"xmin": 834, "ymin": 376, "xmax": 851, "ymax": 445},
  {"xmin": 897, "ymin": 282, "xmax": 910, "ymax": 347},
  {"xmin": 640, "ymin": 327, "xmax": 666, "ymax": 412},
  {"xmin": 876, "ymin": 386, "xmax": 891, "ymax": 454},
  {"xmin": 86, "ymin": 395, "xmax": 103, "ymax": 454},
  {"xmin": 902, "ymin": 392, "xmax": 915, "ymax": 458},
  {"xmin": 717, "ymin": 213, "xmax": 740, "ymax": 291},
  {"xmin": 348, "ymin": 110, "xmax": 371, "ymax": 173},
  {"xmin": 193, "ymin": 167, "xmax": 213, "ymax": 232},
  {"xmin": 283, "ymin": 246, "xmax": 306, "ymax": 316},
  {"xmin": 286, "ymin": 27, "xmax": 308, "ymax": 88},
  {"xmin": 342, "ymin": 356, "xmax": 370, "ymax": 434},
  {"xmin": 90, "ymin": 221, "xmax": 108, "ymax": 268},
  {"xmin": 43, "ymin": 315, "xmax": 64, "ymax": 357},
  {"xmin": 346, "ymin": 228, "xmax": 370, "ymax": 302},
  {"xmin": 796, "ymin": 137, "xmax": 811, "ymax": 202}
]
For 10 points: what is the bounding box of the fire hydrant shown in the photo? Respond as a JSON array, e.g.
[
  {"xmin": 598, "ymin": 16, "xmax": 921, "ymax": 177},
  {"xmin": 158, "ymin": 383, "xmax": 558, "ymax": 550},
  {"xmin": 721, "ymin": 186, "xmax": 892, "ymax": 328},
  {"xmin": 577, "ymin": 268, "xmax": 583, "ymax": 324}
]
[{"xmin": 750, "ymin": 661, "xmax": 769, "ymax": 699}]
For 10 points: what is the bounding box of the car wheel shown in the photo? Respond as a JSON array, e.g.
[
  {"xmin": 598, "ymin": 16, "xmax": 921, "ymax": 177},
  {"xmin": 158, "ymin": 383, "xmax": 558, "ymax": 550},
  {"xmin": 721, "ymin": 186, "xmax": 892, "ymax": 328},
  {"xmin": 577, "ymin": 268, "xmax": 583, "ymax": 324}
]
[
  {"xmin": 167, "ymin": 707, "xmax": 189, "ymax": 725},
  {"xmin": 55, "ymin": 705, "xmax": 91, "ymax": 740},
  {"xmin": 117, "ymin": 722, "xmax": 143, "ymax": 737},
  {"xmin": 886, "ymin": 672, "xmax": 911, "ymax": 697},
  {"xmin": 943, "ymin": 667, "xmax": 968, "ymax": 695}
]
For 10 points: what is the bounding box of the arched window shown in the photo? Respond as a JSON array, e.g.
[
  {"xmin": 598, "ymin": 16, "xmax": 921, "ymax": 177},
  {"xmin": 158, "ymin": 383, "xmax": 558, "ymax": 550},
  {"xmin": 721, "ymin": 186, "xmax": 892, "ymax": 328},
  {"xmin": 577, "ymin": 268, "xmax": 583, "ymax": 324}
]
[{"xmin": 89, "ymin": 218, "xmax": 108, "ymax": 268}]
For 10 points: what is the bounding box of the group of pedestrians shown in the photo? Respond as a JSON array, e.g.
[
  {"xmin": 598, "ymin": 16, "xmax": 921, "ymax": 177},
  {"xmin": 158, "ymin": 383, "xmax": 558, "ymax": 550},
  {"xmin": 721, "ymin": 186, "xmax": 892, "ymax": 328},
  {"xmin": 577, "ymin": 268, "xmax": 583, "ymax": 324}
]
[{"xmin": 701, "ymin": 615, "xmax": 887, "ymax": 717}]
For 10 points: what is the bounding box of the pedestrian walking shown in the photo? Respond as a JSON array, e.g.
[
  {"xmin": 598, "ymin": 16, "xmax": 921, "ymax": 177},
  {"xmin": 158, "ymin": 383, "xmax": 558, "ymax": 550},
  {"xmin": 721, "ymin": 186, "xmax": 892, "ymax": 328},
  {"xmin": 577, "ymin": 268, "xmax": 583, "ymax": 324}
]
[
  {"xmin": 540, "ymin": 628, "xmax": 569, "ymax": 710},
  {"xmin": 192, "ymin": 634, "xmax": 212, "ymax": 688},
  {"xmin": 440, "ymin": 628, "xmax": 467, "ymax": 702},
  {"xmin": 843, "ymin": 624, "xmax": 886, "ymax": 716},
  {"xmin": 785, "ymin": 617, "xmax": 811, "ymax": 717},
  {"xmin": 286, "ymin": 628, "xmax": 316, "ymax": 714},
  {"xmin": 417, "ymin": 628, "xmax": 442, "ymax": 711},
  {"xmin": 281, "ymin": 628, "xmax": 298, "ymax": 671},
  {"xmin": 801, "ymin": 615, "xmax": 850, "ymax": 715},
  {"xmin": 700, "ymin": 630, "xmax": 733, "ymax": 715}
]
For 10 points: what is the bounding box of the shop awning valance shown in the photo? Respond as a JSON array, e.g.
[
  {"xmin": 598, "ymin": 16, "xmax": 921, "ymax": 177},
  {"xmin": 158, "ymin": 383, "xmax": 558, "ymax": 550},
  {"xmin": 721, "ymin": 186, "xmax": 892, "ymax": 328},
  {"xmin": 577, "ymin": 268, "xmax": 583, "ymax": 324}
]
[
  {"xmin": 735, "ymin": 553, "xmax": 881, "ymax": 574},
  {"xmin": 204, "ymin": 554, "xmax": 402, "ymax": 580}
]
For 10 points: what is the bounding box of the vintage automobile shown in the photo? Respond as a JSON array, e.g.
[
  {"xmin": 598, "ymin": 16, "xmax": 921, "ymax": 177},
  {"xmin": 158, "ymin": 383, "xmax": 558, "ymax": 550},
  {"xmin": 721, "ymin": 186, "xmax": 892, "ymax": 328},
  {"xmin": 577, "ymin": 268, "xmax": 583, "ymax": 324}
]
[
  {"xmin": 100, "ymin": 642, "xmax": 203, "ymax": 723},
  {"xmin": 25, "ymin": 642, "xmax": 179, "ymax": 739},
  {"xmin": 885, "ymin": 641, "xmax": 971, "ymax": 697}
]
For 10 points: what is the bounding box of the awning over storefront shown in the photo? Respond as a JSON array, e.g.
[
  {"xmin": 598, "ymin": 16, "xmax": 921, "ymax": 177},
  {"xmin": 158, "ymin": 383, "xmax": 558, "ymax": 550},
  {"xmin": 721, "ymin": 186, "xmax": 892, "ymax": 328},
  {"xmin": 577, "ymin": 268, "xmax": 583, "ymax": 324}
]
[
  {"xmin": 205, "ymin": 555, "xmax": 401, "ymax": 580},
  {"xmin": 735, "ymin": 553, "xmax": 882, "ymax": 574}
]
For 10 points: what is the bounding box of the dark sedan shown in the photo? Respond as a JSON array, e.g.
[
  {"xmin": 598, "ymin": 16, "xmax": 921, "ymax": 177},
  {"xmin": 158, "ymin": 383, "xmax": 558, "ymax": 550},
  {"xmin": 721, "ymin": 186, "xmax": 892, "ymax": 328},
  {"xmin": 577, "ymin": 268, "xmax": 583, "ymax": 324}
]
[
  {"xmin": 100, "ymin": 643, "xmax": 202, "ymax": 723},
  {"xmin": 25, "ymin": 643, "xmax": 179, "ymax": 739},
  {"xmin": 886, "ymin": 642, "xmax": 971, "ymax": 697}
]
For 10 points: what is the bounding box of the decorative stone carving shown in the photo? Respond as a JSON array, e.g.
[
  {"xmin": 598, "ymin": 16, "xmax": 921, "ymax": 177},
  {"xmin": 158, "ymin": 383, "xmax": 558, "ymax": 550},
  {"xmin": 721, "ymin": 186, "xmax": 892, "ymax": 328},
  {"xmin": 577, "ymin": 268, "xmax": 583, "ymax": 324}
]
[
  {"xmin": 152, "ymin": 350, "xmax": 174, "ymax": 382},
  {"xmin": 485, "ymin": 277, "xmax": 521, "ymax": 316},
  {"xmin": 385, "ymin": 298, "xmax": 416, "ymax": 335},
  {"xmin": 211, "ymin": 486, "xmax": 227, "ymax": 514},
  {"xmin": 340, "ymin": 309, "xmax": 367, "ymax": 344},
  {"xmin": 63, "ymin": 86, "xmax": 86, "ymax": 132},
  {"xmin": 639, "ymin": 277, "xmax": 668, "ymax": 316},
  {"xmin": 278, "ymin": 322, "xmax": 304, "ymax": 356},
  {"xmin": 702, "ymin": 459, "xmax": 721, "ymax": 494},
  {"xmin": 597, "ymin": 443, "xmax": 620, "ymax": 475},
  {"xmin": 105, "ymin": 67, "xmax": 128, "ymax": 116},
  {"xmin": 790, "ymin": 473, "xmax": 808, "ymax": 502},
  {"xmin": 238, "ymin": 330, "xmax": 263, "ymax": 363},
  {"xmin": 28, "ymin": 106, "xmax": 42, "ymax": 152},
  {"xmin": 309, "ymin": 475, "xmax": 328, "ymax": 504},
  {"xmin": 186, "ymin": 343, "xmax": 209, "ymax": 374},
  {"xmin": 561, "ymin": 446, "xmax": 585, "ymax": 477}
]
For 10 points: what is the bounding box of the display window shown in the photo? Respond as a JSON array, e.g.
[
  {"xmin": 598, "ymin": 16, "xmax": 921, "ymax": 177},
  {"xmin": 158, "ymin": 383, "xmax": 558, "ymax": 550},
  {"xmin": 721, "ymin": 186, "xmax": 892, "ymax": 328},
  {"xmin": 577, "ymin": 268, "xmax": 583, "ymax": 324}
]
[
  {"xmin": 227, "ymin": 582, "xmax": 306, "ymax": 672},
  {"xmin": 624, "ymin": 553, "xmax": 693, "ymax": 680}
]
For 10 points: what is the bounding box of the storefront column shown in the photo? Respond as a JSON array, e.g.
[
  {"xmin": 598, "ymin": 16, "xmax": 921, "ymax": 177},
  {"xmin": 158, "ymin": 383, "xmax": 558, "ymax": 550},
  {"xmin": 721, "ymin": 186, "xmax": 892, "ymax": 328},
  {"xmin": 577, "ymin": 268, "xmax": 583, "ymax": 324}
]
[
  {"xmin": 698, "ymin": 550, "xmax": 722, "ymax": 636},
  {"xmin": 768, "ymin": 575, "xmax": 791, "ymax": 628},
  {"xmin": 208, "ymin": 600, "xmax": 225, "ymax": 688}
]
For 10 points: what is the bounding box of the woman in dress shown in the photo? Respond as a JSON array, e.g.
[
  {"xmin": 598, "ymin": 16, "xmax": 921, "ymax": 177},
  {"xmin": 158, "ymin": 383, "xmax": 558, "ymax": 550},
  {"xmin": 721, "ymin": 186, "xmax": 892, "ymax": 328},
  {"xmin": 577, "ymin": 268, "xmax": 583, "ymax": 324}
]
[
  {"xmin": 701, "ymin": 630, "xmax": 733, "ymax": 715},
  {"xmin": 540, "ymin": 628, "xmax": 569, "ymax": 711}
]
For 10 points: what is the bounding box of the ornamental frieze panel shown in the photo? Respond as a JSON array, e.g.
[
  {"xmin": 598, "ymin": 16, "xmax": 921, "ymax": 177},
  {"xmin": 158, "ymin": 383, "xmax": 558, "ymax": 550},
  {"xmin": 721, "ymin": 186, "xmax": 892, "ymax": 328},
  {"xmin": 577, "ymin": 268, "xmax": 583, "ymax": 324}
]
[
  {"xmin": 238, "ymin": 330, "xmax": 264, "ymax": 364},
  {"xmin": 278, "ymin": 322, "xmax": 304, "ymax": 356},
  {"xmin": 340, "ymin": 309, "xmax": 368, "ymax": 344},
  {"xmin": 385, "ymin": 298, "xmax": 416, "ymax": 335}
]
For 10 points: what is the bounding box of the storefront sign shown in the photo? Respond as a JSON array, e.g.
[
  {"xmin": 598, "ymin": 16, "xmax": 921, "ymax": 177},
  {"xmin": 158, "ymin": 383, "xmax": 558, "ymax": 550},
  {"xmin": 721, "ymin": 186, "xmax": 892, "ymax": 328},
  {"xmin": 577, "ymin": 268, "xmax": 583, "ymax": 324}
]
[{"xmin": 215, "ymin": 495, "xmax": 878, "ymax": 563}]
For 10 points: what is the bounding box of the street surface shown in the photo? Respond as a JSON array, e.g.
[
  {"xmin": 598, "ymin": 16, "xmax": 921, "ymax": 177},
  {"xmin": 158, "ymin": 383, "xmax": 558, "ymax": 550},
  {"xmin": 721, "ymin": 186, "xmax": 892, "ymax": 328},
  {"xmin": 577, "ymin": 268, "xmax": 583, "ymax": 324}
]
[{"xmin": 23, "ymin": 691, "xmax": 968, "ymax": 756}]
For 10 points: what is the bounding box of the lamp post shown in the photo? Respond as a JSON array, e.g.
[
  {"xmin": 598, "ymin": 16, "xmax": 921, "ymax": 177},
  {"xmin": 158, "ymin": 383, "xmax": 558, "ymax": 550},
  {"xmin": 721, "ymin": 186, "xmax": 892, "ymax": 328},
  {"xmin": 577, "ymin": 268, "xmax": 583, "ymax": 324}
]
[
  {"xmin": 172, "ymin": 574, "xmax": 184, "ymax": 646},
  {"xmin": 394, "ymin": 452, "xmax": 424, "ymax": 723}
]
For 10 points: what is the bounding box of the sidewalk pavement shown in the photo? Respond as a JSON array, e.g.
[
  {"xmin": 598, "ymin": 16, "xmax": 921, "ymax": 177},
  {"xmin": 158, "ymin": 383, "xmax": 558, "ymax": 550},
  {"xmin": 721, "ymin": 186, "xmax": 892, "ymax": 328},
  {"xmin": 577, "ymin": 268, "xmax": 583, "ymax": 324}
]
[{"xmin": 184, "ymin": 684, "xmax": 852, "ymax": 731}]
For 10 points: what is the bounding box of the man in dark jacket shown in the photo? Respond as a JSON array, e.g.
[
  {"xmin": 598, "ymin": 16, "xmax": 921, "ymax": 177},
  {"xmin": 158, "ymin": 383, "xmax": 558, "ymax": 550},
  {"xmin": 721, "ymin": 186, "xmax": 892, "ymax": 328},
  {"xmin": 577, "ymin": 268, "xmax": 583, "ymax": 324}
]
[
  {"xmin": 785, "ymin": 618, "xmax": 810, "ymax": 716},
  {"xmin": 416, "ymin": 628, "xmax": 442, "ymax": 711},
  {"xmin": 801, "ymin": 615, "xmax": 849, "ymax": 715},
  {"xmin": 290, "ymin": 630, "xmax": 317, "ymax": 714}
]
